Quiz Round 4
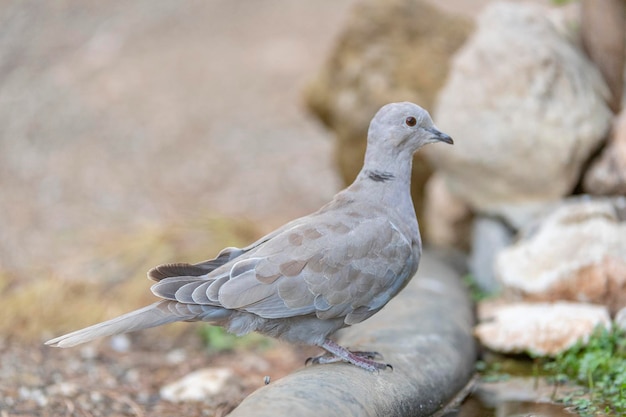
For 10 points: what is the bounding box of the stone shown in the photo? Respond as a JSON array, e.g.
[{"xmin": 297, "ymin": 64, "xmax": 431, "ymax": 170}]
[
  {"xmin": 46, "ymin": 382, "xmax": 79, "ymax": 397},
  {"xmin": 228, "ymin": 251, "xmax": 477, "ymax": 417},
  {"xmin": 109, "ymin": 334, "xmax": 131, "ymax": 352},
  {"xmin": 584, "ymin": 108, "xmax": 626, "ymax": 195},
  {"xmin": 425, "ymin": 2, "xmax": 612, "ymax": 228},
  {"xmin": 165, "ymin": 348, "xmax": 187, "ymax": 365},
  {"xmin": 160, "ymin": 367, "xmax": 238, "ymax": 402},
  {"xmin": 469, "ymin": 215, "xmax": 514, "ymax": 293},
  {"xmin": 305, "ymin": 0, "xmax": 473, "ymax": 237},
  {"xmin": 423, "ymin": 172, "xmax": 473, "ymax": 250},
  {"xmin": 475, "ymin": 300, "xmax": 611, "ymax": 356},
  {"xmin": 495, "ymin": 196, "xmax": 626, "ymax": 314}
]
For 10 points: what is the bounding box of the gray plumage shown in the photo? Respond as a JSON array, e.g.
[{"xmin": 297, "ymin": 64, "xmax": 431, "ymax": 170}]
[{"xmin": 46, "ymin": 102, "xmax": 453, "ymax": 371}]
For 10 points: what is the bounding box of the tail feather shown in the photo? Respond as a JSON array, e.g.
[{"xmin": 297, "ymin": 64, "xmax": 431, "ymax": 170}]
[{"xmin": 45, "ymin": 301, "xmax": 197, "ymax": 348}]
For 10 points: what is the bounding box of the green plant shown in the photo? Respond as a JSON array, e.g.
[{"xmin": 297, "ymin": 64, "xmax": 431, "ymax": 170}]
[
  {"xmin": 475, "ymin": 359, "xmax": 512, "ymax": 383},
  {"xmin": 198, "ymin": 325, "xmax": 273, "ymax": 353},
  {"xmin": 542, "ymin": 325, "xmax": 626, "ymax": 416},
  {"xmin": 462, "ymin": 274, "xmax": 495, "ymax": 302}
]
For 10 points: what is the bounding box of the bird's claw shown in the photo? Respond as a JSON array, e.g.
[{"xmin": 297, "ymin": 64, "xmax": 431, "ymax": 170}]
[
  {"xmin": 305, "ymin": 349, "xmax": 391, "ymax": 372},
  {"xmin": 349, "ymin": 350, "xmax": 382, "ymax": 360}
]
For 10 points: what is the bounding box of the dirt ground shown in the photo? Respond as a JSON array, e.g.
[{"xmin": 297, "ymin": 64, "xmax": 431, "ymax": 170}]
[
  {"xmin": 1, "ymin": 327, "xmax": 324, "ymax": 416},
  {"xmin": 0, "ymin": 1, "xmax": 493, "ymax": 416}
]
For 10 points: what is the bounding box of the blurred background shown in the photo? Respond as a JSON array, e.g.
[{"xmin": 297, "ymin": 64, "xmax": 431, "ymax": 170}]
[{"xmin": 0, "ymin": 0, "xmax": 488, "ymax": 341}]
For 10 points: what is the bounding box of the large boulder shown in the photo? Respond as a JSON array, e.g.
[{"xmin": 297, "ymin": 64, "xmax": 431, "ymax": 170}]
[
  {"xmin": 426, "ymin": 2, "xmax": 613, "ymax": 228},
  {"xmin": 495, "ymin": 196, "xmax": 626, "ymax": 315},
  {"xmin": 305, "ymin": 0, "xmax": 473, "ymax": 232}
]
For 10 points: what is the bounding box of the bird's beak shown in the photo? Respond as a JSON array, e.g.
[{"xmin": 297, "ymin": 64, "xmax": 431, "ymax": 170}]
[{"xmin": 425, "ymin": 127, "xmax": 453, "ymax": 145}]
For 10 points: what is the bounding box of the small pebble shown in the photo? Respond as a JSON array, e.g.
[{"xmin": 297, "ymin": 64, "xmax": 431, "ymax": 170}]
[
  {"xmin": 160, "ymin": 367, "xmax": 234, "ymax": 402},
  {"xmin": 166, "ymin": 348, "xmax": 187, "ymax": 365},
  {"xmin": 80, "ymin": 345, "xmax": 97, "ymax": 360},
  {"xmin": 18, "ymin": 387, "xmax": 48, "ymax": 407},
  {"xmin": 47, "ymin": 381, "xmax": 79, "ymax": 397},
  {"xmin": 110, "ymin": 334, "xmax": 131, "ymax": 352},
  {"xmin": 90, "ymin": 391, "xmax": 103, "ymax": 403},
  {"xmin": 125, "ymin": 369, "xmax": 140, "ymax": 384}
]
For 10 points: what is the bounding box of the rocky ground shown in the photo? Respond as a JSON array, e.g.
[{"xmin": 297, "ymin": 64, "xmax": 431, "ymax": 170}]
[{"xmin": 1, "ymin": 330, "xmax": 318, "ymax": 416}]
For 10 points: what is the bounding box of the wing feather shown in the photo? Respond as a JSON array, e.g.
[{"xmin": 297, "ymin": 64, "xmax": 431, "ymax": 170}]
[
  {"xmin": 146, "ymin": 208, "xmax": 417, "ymax": 327},
  {"xmin": 219, "ymin": 214, "xmax": 416, "ymax": 323}
]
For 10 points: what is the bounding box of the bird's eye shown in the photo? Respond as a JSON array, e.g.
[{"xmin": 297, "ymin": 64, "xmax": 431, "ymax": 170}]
[{"xmin": 405, "ymin": 116, "xmax": 417, "ymax": 127}]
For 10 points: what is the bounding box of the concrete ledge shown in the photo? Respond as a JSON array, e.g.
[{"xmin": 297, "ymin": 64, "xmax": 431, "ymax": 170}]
[{"xmin": 229, "ymin": 250, "xmax": 477, "ymax": 417}]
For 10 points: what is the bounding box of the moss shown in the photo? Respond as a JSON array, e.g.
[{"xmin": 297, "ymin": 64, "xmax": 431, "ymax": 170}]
[
  {"xmin": 462, "ymin": 274, "xmax": 495, "ymax": 302},
  {"xmin": 475, "ymin": 326, "xmax": 626, "ymax": 415},
  {"xmin": 541, "ymin": 326, "xmax": 626, "ymax": 416}
]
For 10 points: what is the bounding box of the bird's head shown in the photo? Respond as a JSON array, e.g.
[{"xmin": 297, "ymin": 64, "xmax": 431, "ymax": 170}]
[{"xmin": 367, "ymin": 102, "xmax": 453, "ymax": 154}]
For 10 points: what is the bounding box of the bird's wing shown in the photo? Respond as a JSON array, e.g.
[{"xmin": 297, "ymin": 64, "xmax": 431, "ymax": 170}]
[
  {"xmin": 147, "ymin": 219, "xmax": 301, "ymax": 281},
  {"xmin": 148, "ymin": 246, "xmax": 248, "ymax": 281},
  {"xmin": 152, "ymin": 210, "xmax": 418, "ymax": 325}
]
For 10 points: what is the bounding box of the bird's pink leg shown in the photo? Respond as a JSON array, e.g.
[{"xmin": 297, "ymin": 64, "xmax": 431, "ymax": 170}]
[{"xmin": 306, "ymin": 339, "xmax": 391, "ymax": 372}]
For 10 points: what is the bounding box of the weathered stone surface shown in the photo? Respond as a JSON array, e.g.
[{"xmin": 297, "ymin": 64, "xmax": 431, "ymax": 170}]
[
  {"xmin": 495, "ymin": 196, "xmax": 626, "ymax": 314},
  {"xmin": 584, "ymin": 108, "xmax": 626, "ymax": 195},
  {"xmin": 305, "ymin": 0, "xmax": 473, "ymax": 235},
  {"xmin": 160, "ymin": 367, "xmax": 239, "ymax": 402},
  {"xmin": 229, "ymin": 251, "xmax": 476, "ymax": 417},
  {"xmin": 426, "ymin": 2, "xmax": 612, "ymax": 228},
  {"xmin": 475, "ymin": 301, "xmax": 610, "ymax": 356},
  {"xmin": 423, "ymin": 172, "xmax": 473, "ymax": 250}
]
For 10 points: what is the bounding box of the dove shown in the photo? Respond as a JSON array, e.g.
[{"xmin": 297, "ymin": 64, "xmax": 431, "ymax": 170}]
[{"xmin": 45, "ymin": 102, "xmax": 453, "ymax": 371}]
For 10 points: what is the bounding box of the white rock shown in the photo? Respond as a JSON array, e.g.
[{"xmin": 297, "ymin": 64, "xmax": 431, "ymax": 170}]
[
  {"xmin": 426, "ymin": 2, "xmax": 612, "ymax": 227},
  {"xmin": 495, "ymin": 196, "xmax": 626, "ymax": 313},
  {"xmin": 109, "ymin": 334, "xmax": 131, "ymax": 352},
  {"xmin": 89, "ymin": 391, "xmax": 103, "ymax": 403},
  {"xmin": 475, "ymin": 301, "xmax": 610, "ymax": 356},
  {"xmin": 165, "ymin": 348, "xmax": 187, "ymax": 365},
  {"xmin": 160, "ymin": 367, "xmax": 235, "ymax": 402},
  {"xmin": 18, "ymin": 387, "xmax": 49, "ymax": 407},
  {"xmin": 79, "ymin": 345, "xmax": 97, "ymax": 360},
  {"xmin": 46, "ymin": 381, "xmax": 79, "ymax": 397}
]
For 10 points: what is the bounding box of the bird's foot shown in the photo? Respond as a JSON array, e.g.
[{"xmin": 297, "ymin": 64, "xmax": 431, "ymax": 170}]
[
  {"xmin": 305, "ymin": 339, "xmax": 392, "ymax": 372},
  {"xmin": 306, "ymin": 350, "xmax": 381, "ymax": 364}
]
